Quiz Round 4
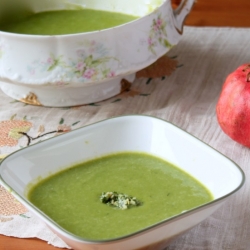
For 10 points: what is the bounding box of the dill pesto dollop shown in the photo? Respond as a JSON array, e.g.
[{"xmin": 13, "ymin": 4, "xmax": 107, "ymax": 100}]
[{"xmin": 100, "ymin": 191, "xmax": 141, "ymax": 210}]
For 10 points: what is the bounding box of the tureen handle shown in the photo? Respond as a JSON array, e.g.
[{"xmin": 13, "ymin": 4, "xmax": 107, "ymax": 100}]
[{"xmin": 173, "ymin": 0, "xmax": 195, "ymax": 34}]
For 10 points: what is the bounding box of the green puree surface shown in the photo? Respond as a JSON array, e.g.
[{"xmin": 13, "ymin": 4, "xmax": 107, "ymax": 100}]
[
  {"xmin": 28, "ymin": 152, "xmax": 213, "ymax": 240},
  {"xmin": 0, "ymin": 9, "xmax": 139, "ymax": 35}
]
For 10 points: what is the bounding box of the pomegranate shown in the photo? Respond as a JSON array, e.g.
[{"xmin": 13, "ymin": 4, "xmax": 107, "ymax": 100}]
[{"xmin": 216, "ymin": 63, "xmax": 250, "ymax": 147}]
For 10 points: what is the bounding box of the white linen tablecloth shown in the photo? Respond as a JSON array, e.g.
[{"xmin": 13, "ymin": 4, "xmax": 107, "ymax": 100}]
[{"xmin": 1, "ymin": 26, "xmax": 250, "ymax": 249}]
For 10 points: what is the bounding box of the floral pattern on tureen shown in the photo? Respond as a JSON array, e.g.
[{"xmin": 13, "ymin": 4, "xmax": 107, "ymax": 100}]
[
  {"xmin": 148, "ymin": 14, "xmax": 173, "ymax": 55},
  {"xmin": 27, "ymin": 40, "xmax": 119, "ymax": 86}
]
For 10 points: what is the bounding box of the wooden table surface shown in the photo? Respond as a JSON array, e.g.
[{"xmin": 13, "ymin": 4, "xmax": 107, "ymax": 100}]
[{"xmin": 1, "ymin": 0, "xmax": 250, "ymax": 249}]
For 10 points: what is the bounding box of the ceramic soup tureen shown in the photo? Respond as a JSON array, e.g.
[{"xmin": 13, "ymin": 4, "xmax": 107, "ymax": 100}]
[{"xmin": 0, "ymin": 0, "xmax": 194, "ymax": 107}]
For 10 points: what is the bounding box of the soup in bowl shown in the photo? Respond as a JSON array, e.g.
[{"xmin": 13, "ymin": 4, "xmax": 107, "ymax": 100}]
[{"xmin": 0, "ymin": 115, "xmax": 245, "ymax": 250}]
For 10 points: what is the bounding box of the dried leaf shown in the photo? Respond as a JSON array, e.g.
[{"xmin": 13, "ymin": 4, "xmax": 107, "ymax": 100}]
[
  {"xmin": 116, "ymin": 79, "xmax": 140, "ymax": 99},
  {"xmin": 120, "ymin": 78, "xmax": 132, "ymax": 93},
  {"xmin": 136, "ymin": 55, "xmax": 178, "ymax": 78},
  {"xmin": 120, "ymin": 89, "xmax": 140, "ymax": 98}
]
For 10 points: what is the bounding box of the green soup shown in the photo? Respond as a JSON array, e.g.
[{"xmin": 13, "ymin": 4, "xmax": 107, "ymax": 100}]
[
  {"xmin": 28, "ymin": 152, "xmax": 213, "ymax": 240},
  {"xmin": 0, "ymin": 9, "xmax": 139, "ymax": 35}
]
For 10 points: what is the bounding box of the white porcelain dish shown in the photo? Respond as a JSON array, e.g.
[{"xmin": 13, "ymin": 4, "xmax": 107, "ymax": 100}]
[
  {"xmin": 0, "ymin": 115, "xmax": 245, "ymax": 250},
  {"xmin": 0, "ymin": 0, "xmax": 194, "ymax": 107}
]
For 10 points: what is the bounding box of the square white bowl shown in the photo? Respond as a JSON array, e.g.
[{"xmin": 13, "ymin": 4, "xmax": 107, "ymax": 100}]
[{"xmin": 0, "ymin": 115, "xmax": 245, "ymax": 250}]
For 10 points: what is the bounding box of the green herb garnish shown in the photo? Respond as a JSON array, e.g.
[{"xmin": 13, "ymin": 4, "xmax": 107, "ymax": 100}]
[{"xmin": 100, "ymin": 191, "xmax": 141, "ymax": 210}]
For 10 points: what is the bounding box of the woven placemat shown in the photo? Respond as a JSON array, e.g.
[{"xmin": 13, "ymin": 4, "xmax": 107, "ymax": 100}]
[{"xmin": 0, "ymin": 185, "xmax": 28, "ymax": 216}]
